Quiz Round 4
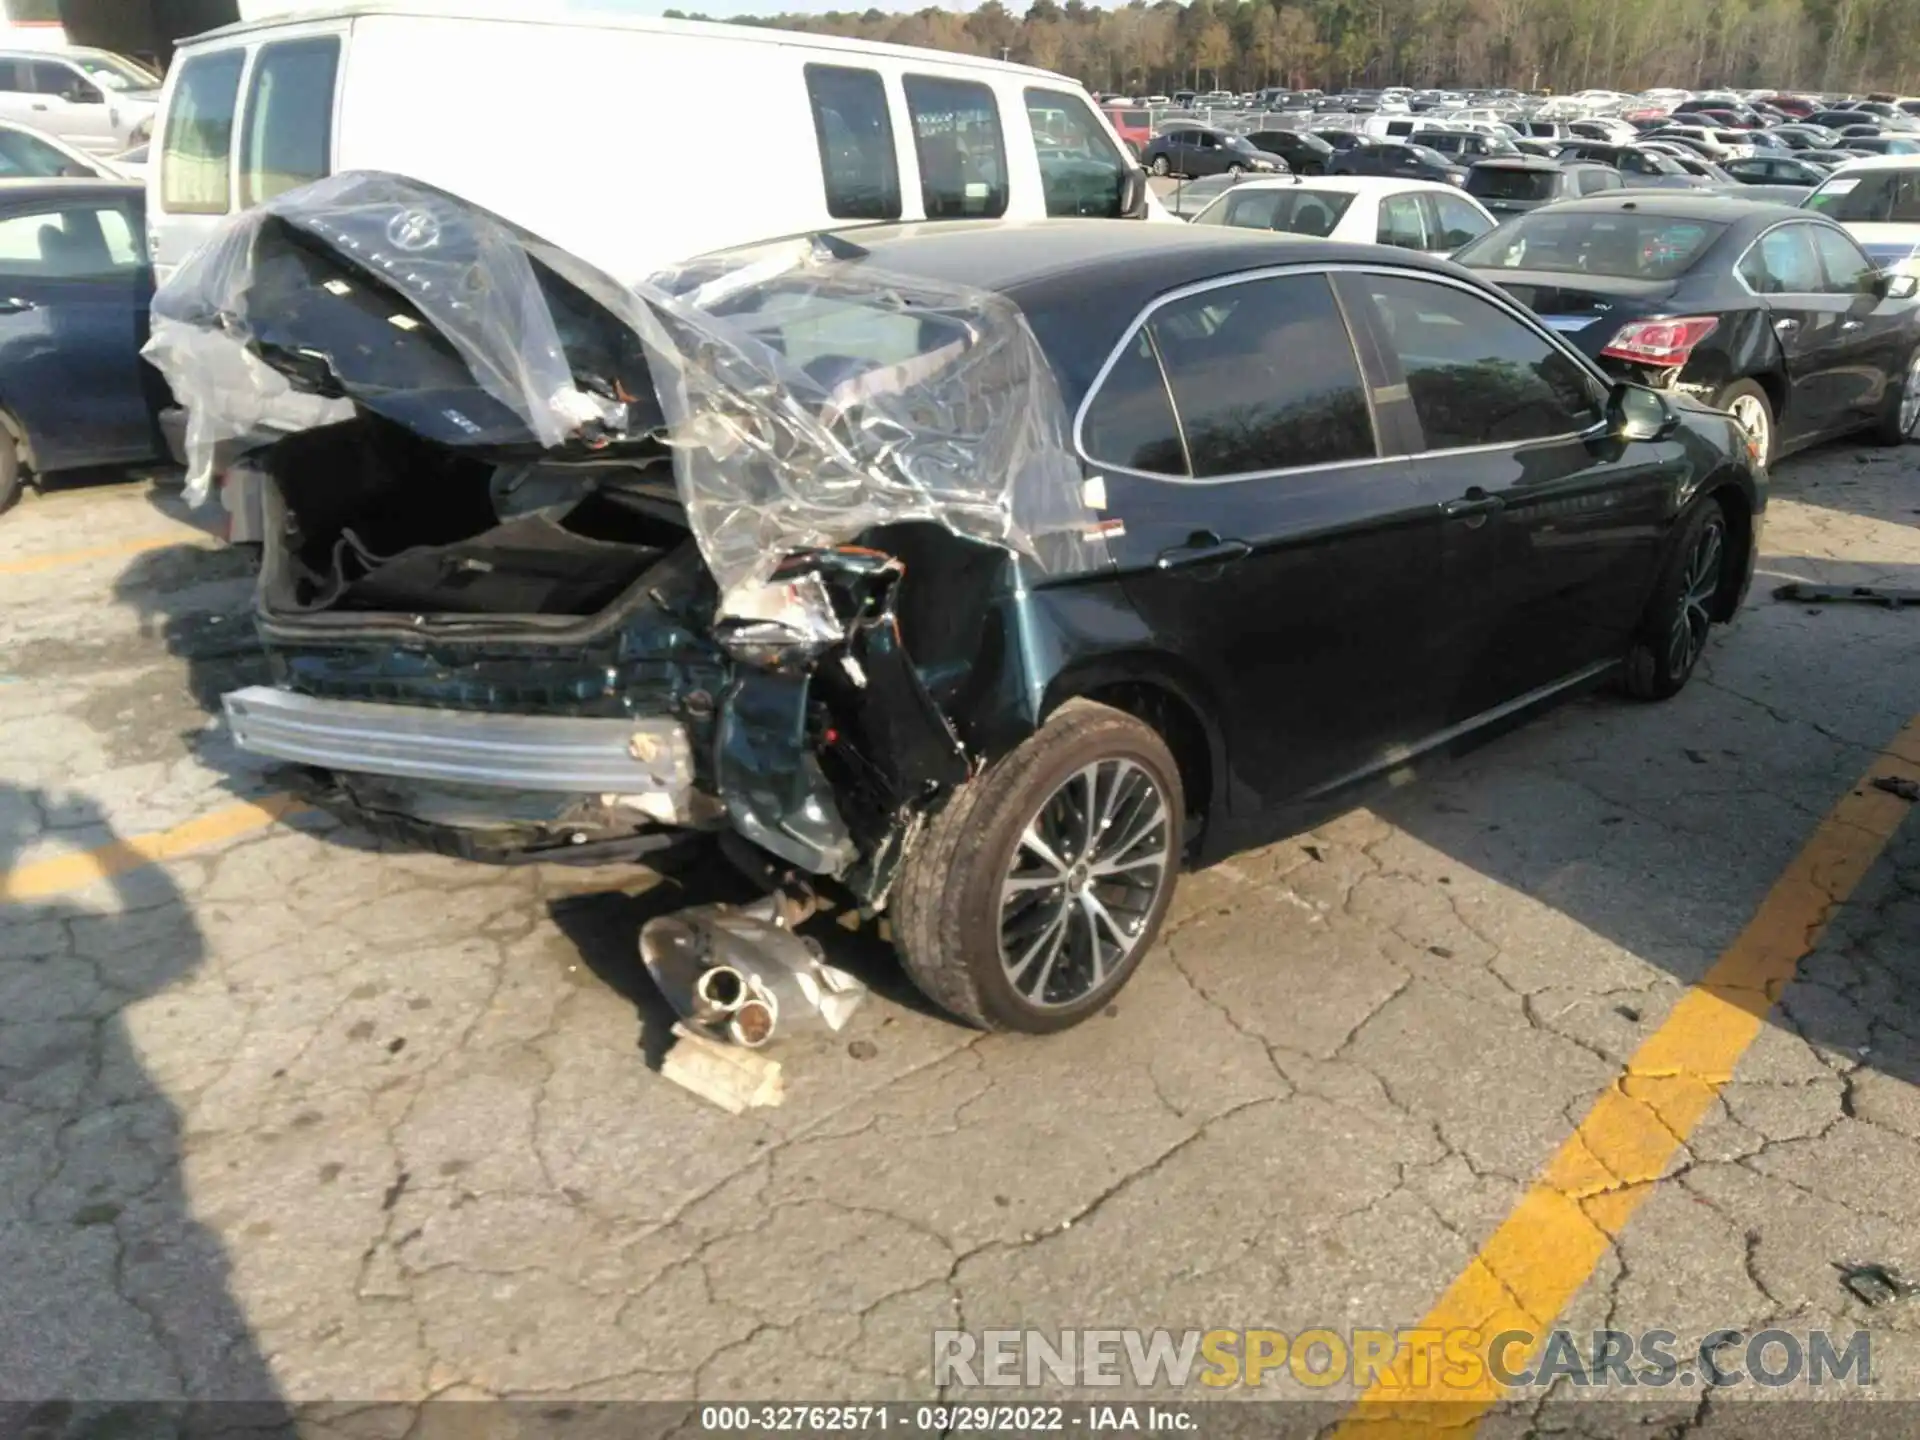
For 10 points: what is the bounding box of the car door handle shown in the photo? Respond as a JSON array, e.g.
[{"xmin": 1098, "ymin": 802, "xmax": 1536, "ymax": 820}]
[
  {"xmin": 0, "ymin": 297, "xmax": 35, "ymax": 314},
  {"xmin": 1842, "ymin": 319, "xmax": 1864, "ymax": 331},
  {"xmin": 1155, "ymin": 535, "xmax": 1251, "ymax": 571},
  {"xmin": 1443, "ymin": 488, "xmax": 1505, "ymax": 520},
  {"xmin": 29, "ymin": 102, "xmax": 47, "ymax": 112}
]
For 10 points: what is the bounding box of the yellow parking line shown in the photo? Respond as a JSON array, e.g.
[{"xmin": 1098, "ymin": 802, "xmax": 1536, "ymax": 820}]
[
  {"xmin": 0, "ymin": 794, "xmax": 304, "ymax": 905},
  {"xmin": 1334, "ymin": 713, "xmax": 1920, "ymax": 1436},
  {"xmin": 0, "ymin": 531, "xmax": 215, "ymax": 577}
]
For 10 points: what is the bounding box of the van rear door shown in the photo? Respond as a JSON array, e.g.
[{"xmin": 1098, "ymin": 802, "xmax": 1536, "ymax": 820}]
[{"xmin": 150, "ymin": 25, "xmax": 344, "ymax": 281}]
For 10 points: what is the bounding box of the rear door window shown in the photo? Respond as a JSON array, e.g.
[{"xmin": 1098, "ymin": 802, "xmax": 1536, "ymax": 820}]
[
  {"xmin": 904, "ymin": 74, "xmax": 1008, "ymax": 218},
  {"xmin": 161, "ymin": 48, "xmax": 245, "ymax": 215},
  {"xmin": 1024, "ymin": 87, "xmax": 1128, "ymax": 218},
  {"xmin": 1377, "ymin": 192, "xmax": 1428, "ymax": 248},
  {"xmin": 240, "ymin": 36, "xmax": 340, "ymax": 207},
  {"xmin": 1739, "ymin": 223, "xmax": 1824, "ymax": 293},
  {"xmin": 804, "ymin": 64, "xmax": 900, "ymax": 221},
  {"xmin": 1132, "ymin": 273, "xmax": 1377, "ymax": 478}
]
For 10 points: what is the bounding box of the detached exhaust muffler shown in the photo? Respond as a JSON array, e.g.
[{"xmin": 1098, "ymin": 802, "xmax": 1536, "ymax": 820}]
[{"xmin": 639, "ymin": 897, "xmax": 866, "ymax": 1049}]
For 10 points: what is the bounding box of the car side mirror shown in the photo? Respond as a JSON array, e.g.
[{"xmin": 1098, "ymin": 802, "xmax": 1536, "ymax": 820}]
[
  {"xmin": 1612, "ymin": 381, "xmax": 1679, "ymax": 441},
  {"xmin": 64, "ymin": 84, "xmax": 102, "ymax": 106},
  {"xmin": 1877, "ymin": 270, "xmax": 1918, "ymax": 299},
  {"xmin": 1121, "ymin": 166, "xmax": 1150, "ymax": 219}
]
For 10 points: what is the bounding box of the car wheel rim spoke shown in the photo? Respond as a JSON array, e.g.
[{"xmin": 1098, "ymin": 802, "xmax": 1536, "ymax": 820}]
[
  {"xmin": 999, "ymin": 758, "xmax": 1172, "ymax": 1008},
  {"xmin": 1666, "ymin": 518, "xmax": 1724, "ymax": 677}
]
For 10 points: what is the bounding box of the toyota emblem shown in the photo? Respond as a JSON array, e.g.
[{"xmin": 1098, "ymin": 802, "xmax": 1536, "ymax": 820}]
[{"xmin": 386, "ymin": 207, "xmax": 441, "ymax": 251}]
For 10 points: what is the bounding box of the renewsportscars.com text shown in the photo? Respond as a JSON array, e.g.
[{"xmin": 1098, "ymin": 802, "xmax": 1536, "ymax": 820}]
[{"xmin": 933, "ymin": 1327, "xmax": 1872, "ymax": 1391}]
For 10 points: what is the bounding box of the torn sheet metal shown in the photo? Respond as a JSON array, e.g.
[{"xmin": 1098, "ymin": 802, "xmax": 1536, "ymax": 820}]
[
  {"xmin": 640, "ymin": 897, "xmax": 866, "ymax": 1048},
  {"xmin": 145, "ymin": 171, "xmax": 1105, "ymax": 587}
]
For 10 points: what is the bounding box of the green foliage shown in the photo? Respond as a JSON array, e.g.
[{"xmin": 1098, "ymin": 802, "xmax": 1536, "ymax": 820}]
[{"xmin": 715, "ymin": 0, "xmax": 1917, "ymax": 92}]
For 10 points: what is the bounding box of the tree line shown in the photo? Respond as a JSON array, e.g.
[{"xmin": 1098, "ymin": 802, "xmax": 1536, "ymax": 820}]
[{"xmin": 663, "ymin": 0, "xmax": 1918, "ymax": 102}]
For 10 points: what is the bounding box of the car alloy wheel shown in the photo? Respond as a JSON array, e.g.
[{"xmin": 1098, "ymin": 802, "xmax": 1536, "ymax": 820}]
[
  {"xmin": 1666, "ymin": 511, "xmax": 1725, "ymax": 680},
  {"xmin": 1151, "ymin": 155, "xmax": 1170, "ymax": 176},
  {"xmin": 1900, "ymin": 350, "xmax": 1920, "ymax": 437},
  {"xmin": 1726, "ymin": 392, "xmax": 1771, "ymax": 466},
  {"xmin": 998, "ymin": 758, "xmax": 1174, "ymax": 1009}
]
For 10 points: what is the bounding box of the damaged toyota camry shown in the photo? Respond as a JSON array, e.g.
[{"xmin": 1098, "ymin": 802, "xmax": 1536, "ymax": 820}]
[{"xmin": 146, "ymin": 173, "xmax": 1765, "ymax": 1035}]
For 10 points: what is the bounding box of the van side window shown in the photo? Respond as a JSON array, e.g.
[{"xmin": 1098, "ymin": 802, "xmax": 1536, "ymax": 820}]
[
  {"xmin": 1023, "ymin": 87, "xmax": 1128, "ymax": 218},
  {"xmin": 803, "ymin": 64, "xmax": 900, "ymax": 221},
  {"xmin": 240, "ymin": 36, "xmax": 341, "ymax": 206},
  {"xmin": 162, "ymin": 49, "xmax": 245, "ymax": 216},
  {"xmin": 903, "ymin": 75, "xmax": 1008, "ymax": 219}
]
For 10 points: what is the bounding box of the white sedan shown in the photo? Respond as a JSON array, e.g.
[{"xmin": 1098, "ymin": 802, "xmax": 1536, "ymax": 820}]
[{"xmin": 1186, "ymin": 175, "xmax": 1499, "ymax": 256}]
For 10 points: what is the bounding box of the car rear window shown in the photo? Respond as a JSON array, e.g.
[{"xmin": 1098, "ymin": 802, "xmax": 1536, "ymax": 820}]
[
  {"xmin": 1193, "ymin": 186, "xmax": 1355, "ymax": 236},
  {"xmin": 1454, "ymin": 211, "xmax": 1727, "ymax": 279},
  {"xmin": 1465, "ymin": 166, "xmax": 1556, "ymax": 202},
  {"xmin": 162, "ymin": 48, "xmax": 245, "ymax": 215}
]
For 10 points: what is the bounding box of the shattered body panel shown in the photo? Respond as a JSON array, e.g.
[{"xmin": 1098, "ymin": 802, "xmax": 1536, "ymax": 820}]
[{"xmin": 148, "ymin": 173, "xmax": 1107, "ymax": 895}]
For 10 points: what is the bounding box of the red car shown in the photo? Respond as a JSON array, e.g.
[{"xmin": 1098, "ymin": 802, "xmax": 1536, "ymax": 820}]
[{"xmin": 1104, "ymin": 106, "xmax": 1151, "ymax": 158}]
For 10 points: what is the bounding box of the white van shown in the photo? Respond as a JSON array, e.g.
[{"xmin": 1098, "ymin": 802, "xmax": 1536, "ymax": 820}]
[{"xmin": 147, "ymin": 1, "xmax": 1155, "ymax": 285}]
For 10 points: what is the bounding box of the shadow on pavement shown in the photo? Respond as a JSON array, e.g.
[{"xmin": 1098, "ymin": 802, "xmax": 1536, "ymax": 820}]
[{"xmin": 0, "ymin": 783, "xmax": 282, "ymax": 1406}]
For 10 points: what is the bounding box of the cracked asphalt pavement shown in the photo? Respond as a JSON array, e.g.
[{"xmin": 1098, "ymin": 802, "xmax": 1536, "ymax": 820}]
[{"xmin": 2, "ymin": 448, "xmax": 1919, "ymax": 1428}]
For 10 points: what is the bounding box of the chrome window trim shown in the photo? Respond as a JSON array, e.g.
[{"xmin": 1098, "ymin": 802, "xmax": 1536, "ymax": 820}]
[
  {"xmin": 1073, "ymin": 265, "xmax": 1384, "ymax": 486},
  {"xmin": 1732, "ymin": 216, "xmax": 1858, "ymax": 299},
  {"xmin": 1071, "ymin": 261, "xmax": 1609, "ymax": 483}
]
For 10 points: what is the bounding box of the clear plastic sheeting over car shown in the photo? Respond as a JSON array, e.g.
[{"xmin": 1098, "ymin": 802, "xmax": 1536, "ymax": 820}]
[
  {"xmin": 143, "ymin": 171, "xmax": 631, "ymax": 504},
  {"xmin": 143, "ymin": 171, "xmax": 1104, "ymax": 598},
  {"xmin": 634, "ymin": 239, "xmax": 1105, "ymax": 597}
]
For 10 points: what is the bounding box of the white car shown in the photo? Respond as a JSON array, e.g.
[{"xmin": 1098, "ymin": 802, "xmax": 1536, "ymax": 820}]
[
  {"xmin": 0, "ymin": 116, "xmax": 130, "ymax": 179},
  {"xmin": 1802, "ymin": 154, "xmax": 1920, "ymax": 272},
  {"xmin": 1187, "ymin": 175, "xmax": 1497, "ymax": 256},
  {"xmin": 0, "ymin": 46, "xmax": 160, "ymax": 154}
]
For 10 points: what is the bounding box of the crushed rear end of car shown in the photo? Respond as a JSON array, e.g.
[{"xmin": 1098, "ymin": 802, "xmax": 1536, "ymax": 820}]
[{"xmin": 146, "ymin": 171, "xmax": 1107, "ymax": 908}]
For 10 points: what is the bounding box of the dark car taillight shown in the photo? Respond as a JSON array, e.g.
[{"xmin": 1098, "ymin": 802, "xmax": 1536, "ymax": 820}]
[{"xmin": 1599, "ymin": 316, "xmax": 1721, "ymax": 366}]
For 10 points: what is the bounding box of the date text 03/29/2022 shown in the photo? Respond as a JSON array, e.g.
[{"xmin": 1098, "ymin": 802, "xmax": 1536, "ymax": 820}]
[{"xmin": 697, "ymin": 1404, "xmax": 1193, "ymax": 1431}]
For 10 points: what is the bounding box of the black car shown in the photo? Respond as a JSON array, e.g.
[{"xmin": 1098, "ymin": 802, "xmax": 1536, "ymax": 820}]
[
  {"xmin": 1330, "ymin": 139, "xmax": 1468, "ymax": 185},
  {"xmin": 1142, "ymin": 125, "xmax": 1284, "ymax": 179},
  {"xmin": 1245, "ymin": 128, "xmax": 1334, "ymax": 174},
  {"xmin": 1465, "ymin": 157, "xmax": 1623, "ymax": 214},
  {"xmin": 151, "ymin": 174, "xmax": 1765, "ymax": 1034},
  {"xmin": 1555, "ymin": 142, "xmax": 1702, "ymax": 187},
  {"xmin": 1410, "ymin": 128, "xmax": 1520, "ymax": 162},
  {"xmin": 1455, "ymin": 194, "xmax": 1920, "ymax": 467}
]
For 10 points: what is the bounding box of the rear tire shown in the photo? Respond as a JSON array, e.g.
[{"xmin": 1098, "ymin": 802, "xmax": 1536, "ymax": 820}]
[
  {"xmin": 1873, "ymin": 345, "xmax": 1920, "ymax": 445},
  {"xmin": 1714, "ymin": 378, "xmax": 1774, "ymax": 469},
  {"xmin": 1622, "ymin": 496, "xmax": 1729, "ymax": 702},
  {"xmin": 0, "ymin": 430, "xmax": 20, "ymax": 517},
  {"xmin": 891, "ymin": 699, "xmax": 1184, "ymax": 1033},
  {"xmin": 1150, "ymin": 154, "xmax": 1170, "ymax": 177}
]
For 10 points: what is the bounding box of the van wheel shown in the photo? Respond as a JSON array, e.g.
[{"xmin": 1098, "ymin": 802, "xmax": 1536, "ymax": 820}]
[
  {"xmin": 1150, "ymin": 154, "xmax": 1170, "ymax": 177},
  {"xmin": 1622, "ymin": 496, "xmax": 1728, "ymax": 702},
  {"xmin": 891, "ymin": 699, "xmax": 1184, "ymax": 1033},
  {"xmin": 0, "ymin": 430, "xmax": 21, "ymax": 517}
]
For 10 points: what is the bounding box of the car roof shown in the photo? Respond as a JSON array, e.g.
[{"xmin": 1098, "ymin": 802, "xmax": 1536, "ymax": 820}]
[
  {"xmin": 1825, "ymin": 153, "xmax": 1920, "ymax": 173},
  {"xmin": 0, "ymin": 177, "xmax": 141, "ymax": 199},
  {"xmin": 760, "ymin": 219, "xmax": 1466, "ymax": 405},
  {"xmin": 1201, "ymin": 175, "xmax": 1459, "ymax": 197},
  {"xmin": 1521, "ymin": 192, "xmax": 1812, "ymax": 224},
  {"xmin": 181, "ymin": 1, "xmax": 1068, "ymax": 81}
]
